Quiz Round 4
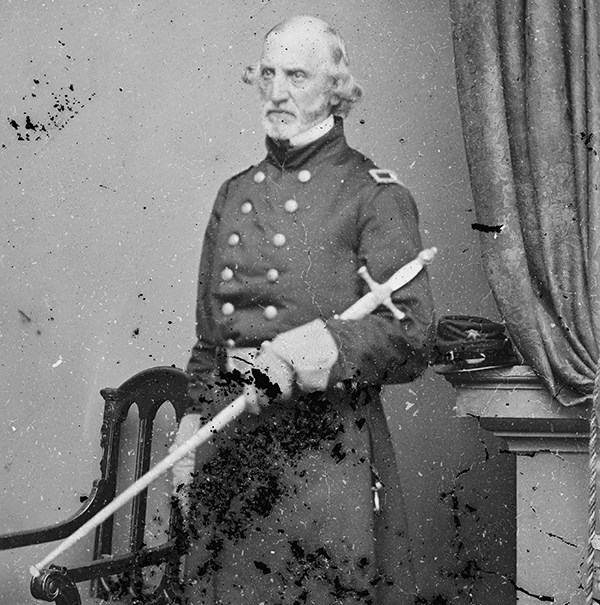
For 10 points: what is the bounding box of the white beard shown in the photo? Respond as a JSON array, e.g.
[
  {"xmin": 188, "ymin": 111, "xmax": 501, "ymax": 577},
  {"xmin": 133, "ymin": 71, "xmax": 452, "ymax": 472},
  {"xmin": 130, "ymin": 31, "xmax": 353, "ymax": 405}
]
[
  {"xmin": 261, "ymin": 114, "xmax": 300, "ymax": 141},
  {"xmin": 261, "ymin": 100, "xmax": 331, "ymax": 142}
]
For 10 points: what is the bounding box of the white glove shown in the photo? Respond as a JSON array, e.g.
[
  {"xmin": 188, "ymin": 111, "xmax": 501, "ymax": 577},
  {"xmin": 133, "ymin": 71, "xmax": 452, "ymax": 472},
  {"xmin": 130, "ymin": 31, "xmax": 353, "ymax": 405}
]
[
  {"xmin": 244, "ymin": 319, "xmax": 338, "ymax": 413},
  {"xmin": 270, "ymin": 318, "xmax": 339, "ymax": 391},
  {"xmin": 169, "ymin": 413, "xmax": 201, "ymax": 514},
  {"xmin": 243, "ymin": 344, "xmax": 294, "ymax": 413}
]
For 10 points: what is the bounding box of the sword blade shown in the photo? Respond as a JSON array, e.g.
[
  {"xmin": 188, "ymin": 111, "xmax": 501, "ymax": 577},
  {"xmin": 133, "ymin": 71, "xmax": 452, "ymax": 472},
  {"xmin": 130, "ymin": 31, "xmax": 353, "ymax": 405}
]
[{"xmin": 387, "ymin": 247, "xmax": 437, "ymax": 291}]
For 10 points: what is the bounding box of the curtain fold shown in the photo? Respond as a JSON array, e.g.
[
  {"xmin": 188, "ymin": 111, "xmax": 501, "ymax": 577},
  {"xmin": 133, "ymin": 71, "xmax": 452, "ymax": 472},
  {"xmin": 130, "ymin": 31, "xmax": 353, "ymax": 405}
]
[{"xmin": 450, "ymin": 0, "xmax": 600, "ymax": 405}]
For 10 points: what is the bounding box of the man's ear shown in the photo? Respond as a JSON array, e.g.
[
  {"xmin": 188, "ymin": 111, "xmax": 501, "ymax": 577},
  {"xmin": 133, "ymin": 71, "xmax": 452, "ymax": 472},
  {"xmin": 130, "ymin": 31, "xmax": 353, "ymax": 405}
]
[
  {"xmin": 242, "ymin": 63, "xmax": 259, "ymax": 85},
  {"xmin": 329, "ymin": 79, "xmax": 341, "ymax": 107}
]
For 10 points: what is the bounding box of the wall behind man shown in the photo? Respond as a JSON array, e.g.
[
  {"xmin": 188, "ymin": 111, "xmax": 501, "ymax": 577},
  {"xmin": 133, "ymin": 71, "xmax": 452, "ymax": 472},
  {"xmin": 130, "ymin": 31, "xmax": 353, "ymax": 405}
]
[{"xmin": 0, "ymin": 1, "xmax": 512, "ymax": 603}]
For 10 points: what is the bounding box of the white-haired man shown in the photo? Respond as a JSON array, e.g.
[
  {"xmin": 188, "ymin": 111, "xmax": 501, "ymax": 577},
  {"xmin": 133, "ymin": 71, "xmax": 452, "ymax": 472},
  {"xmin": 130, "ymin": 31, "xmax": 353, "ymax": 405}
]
[{"xmin": 172, "ymin": 15, "xmax": 434, "ymax": 605}]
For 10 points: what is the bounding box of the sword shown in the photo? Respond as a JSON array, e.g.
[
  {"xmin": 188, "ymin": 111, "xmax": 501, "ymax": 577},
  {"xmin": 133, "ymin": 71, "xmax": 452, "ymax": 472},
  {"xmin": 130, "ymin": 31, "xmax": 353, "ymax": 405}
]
[
  {"xmin": 338, "ymin": 247, "xmax": 437, "ymax": 320},
  {"xmin": 29, "ymin": 246, "xmax": 436, "ymax": 577}
]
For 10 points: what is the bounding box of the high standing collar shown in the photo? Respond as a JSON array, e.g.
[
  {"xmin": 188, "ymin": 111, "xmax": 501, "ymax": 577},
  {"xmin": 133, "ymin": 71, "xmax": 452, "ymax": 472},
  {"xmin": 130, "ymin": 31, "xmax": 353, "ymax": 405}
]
[
  {"xmin": 265, "ymin": 116, "xmax": 347, "ymax": 171},
  {"xmin": 288, "ymin": 115, "xmax": 335, "ymax": 147}
]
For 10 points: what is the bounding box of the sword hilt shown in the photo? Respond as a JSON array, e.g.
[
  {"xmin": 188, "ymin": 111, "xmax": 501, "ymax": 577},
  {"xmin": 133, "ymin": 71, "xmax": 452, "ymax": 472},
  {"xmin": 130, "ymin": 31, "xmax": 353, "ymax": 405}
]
[
  {"xmin": 356, "ymin": 266, "xmax": 406, "ymax": 320},
  {"xmin": 337, "ymin": 247, "xmax": 437, "ymax": 321}
]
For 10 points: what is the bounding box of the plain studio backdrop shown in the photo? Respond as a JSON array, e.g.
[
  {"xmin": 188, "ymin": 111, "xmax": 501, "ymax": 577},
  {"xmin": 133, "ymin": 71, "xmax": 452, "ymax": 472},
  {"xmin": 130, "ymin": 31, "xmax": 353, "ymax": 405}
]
[{"xmin": 0, "ymin": 2, "xmax": 511, "ymax": 604}]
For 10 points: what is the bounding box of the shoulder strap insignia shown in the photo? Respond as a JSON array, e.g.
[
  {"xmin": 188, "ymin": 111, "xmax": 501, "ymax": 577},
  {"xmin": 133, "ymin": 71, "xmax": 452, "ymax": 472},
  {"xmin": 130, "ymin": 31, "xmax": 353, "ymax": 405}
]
[{"xmin": 369, "ymin": 168, "xmax": 402, "ymax": 185}]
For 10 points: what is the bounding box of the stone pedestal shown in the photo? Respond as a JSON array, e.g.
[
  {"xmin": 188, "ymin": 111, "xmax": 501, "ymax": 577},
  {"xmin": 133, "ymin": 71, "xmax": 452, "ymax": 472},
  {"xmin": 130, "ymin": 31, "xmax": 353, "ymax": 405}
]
[{"xmin": 439, "ymin": 365, "xmax": 591, "ymax": 605}]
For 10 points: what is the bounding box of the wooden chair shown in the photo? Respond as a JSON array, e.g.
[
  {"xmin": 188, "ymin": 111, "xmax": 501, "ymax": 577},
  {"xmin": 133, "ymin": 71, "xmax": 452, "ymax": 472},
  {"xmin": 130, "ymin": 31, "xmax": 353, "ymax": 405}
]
[{"xmin": 0, "ymin": 366, "xmax": 190, "ymax": 605}]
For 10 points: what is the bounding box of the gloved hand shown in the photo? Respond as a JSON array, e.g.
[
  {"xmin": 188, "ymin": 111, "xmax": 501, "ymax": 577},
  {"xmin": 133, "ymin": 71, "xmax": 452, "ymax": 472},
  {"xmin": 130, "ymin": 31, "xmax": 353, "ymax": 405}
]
[
  {"xmin": 169, "ymin": 413, "xmax": 202, "ymax": 515},
  {"xmin": 244, "ymin": 318, "xmax": 339, "ymax": 413},
  {"xmin": 243, "ymin": 343, "xmax": 294, "ymax": 413}
]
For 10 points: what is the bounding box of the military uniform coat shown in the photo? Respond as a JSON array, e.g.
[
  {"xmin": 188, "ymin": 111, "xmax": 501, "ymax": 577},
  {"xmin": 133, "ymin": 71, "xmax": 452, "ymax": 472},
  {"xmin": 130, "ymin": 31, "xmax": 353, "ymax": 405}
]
[{"xmin": 184, "ymin": 117, "xmax": 435, "ymax": 605}]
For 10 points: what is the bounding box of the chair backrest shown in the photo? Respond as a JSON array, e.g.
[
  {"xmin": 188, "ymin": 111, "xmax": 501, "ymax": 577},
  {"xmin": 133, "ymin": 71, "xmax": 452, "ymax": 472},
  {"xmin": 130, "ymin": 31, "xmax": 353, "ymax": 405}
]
[{"xmin": 0, "ymin": 366, "xmax": 190, "ymax": 605}]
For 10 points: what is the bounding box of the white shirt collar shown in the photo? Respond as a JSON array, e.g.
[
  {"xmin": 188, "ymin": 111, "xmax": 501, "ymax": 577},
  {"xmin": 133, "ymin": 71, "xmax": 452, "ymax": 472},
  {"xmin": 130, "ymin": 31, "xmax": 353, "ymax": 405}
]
[{"xmin": 288, "ymin": 115, "xmax": 335, "ymax": 148}]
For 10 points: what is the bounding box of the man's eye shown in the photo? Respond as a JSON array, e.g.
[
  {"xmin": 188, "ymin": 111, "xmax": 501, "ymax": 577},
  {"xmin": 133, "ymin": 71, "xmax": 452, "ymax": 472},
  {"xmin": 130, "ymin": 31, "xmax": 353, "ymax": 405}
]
[
  {"xmin": 261, "ymin": 68, "xmax": 275, "ymax": 79},
  {"xmin": 291, "ymin": 71, "xmax": 306, "ymax": 82}
]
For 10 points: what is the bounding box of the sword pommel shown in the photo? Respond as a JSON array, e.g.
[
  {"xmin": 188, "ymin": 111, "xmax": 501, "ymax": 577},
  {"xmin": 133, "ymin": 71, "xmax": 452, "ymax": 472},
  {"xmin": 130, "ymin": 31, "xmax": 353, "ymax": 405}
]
[{"xmin": 418, "ymin": 247, "xmax": 437, "ymax": 265}]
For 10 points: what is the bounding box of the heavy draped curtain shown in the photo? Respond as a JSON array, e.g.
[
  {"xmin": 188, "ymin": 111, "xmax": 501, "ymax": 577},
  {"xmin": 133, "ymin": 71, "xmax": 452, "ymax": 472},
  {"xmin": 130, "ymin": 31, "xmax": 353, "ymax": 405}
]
[{"xmin": 450, "ymin": 0, "xmax": 600, "ymax": 406}]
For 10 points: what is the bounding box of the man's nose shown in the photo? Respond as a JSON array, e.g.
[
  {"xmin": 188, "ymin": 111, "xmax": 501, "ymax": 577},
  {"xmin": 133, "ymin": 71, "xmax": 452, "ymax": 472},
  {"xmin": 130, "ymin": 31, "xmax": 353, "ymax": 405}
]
[{"xmin": 269, "ymin": 74, "xmax": 290, "ymax": 103}]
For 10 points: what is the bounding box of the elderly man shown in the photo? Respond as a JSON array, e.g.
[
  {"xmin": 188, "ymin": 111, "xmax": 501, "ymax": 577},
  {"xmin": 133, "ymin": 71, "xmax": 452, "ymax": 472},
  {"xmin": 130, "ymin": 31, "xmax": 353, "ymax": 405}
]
[{"xmin": 172, "ymin": 15, "xmax": 435, "ymax": 605}]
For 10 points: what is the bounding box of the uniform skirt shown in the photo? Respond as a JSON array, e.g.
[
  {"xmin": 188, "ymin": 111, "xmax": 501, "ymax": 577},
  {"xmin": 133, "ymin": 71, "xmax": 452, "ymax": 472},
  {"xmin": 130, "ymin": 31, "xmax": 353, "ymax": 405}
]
[{"xmin": 182, "ymin": 387, "xmax": 415, "ymax": 605}]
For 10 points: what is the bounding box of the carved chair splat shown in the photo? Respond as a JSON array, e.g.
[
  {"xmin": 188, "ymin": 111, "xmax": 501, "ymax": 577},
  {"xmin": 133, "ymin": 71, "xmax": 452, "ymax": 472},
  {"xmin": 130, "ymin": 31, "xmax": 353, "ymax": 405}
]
[{"xmin": 0, "ymin": 366, "xmax": 190, "ymax": 605}]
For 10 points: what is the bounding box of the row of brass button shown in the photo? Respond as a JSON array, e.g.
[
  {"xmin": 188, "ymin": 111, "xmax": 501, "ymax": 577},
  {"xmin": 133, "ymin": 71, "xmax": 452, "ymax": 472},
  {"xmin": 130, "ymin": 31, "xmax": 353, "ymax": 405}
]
[
  {"xmin": 221, "ymin": 267, "xmax": 279, "ymax": 283},
  {"xmin": 221, "ymin": 302, "xmax": 279, "ymax": 320},
  {"xmin": 239, "ymin": 199, "xmax": 299, "ymax": 214},
  {"xmin": 220, "ymin": 168, "xmax": 311, "ymax": 321},
  {"xmin": 253, "ymin": 169, "xmax": 312, "ymax": 184}
]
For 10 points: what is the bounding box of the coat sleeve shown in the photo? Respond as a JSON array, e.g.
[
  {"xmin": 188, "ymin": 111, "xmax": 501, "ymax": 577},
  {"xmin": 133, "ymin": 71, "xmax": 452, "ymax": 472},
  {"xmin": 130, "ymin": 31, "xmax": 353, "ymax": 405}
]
[
  {"xmin": 324, "ymin": 183, "xmax": 435, "ymax": 386},
  {"xmin": 185, "ymin": 182, "xmax": 231, "ymax": 416}
]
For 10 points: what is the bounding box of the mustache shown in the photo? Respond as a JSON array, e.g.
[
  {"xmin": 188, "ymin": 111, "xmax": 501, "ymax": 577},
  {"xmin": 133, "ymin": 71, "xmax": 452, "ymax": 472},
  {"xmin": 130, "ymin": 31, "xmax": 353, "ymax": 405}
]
[{"xmin": 264, "ymin": 107, "xmax": 296, "ymax": 117}]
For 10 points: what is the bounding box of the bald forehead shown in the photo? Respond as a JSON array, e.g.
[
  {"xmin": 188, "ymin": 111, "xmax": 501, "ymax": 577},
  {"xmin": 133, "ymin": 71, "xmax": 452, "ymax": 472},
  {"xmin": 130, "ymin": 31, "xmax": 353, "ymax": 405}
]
[
  {"xmin": 265, "ymin": 15, "xmax": 332, "ymax": 41},
  {"xmin": 262, "ymin": 18, "xmax": 335, "ymax": 66}
]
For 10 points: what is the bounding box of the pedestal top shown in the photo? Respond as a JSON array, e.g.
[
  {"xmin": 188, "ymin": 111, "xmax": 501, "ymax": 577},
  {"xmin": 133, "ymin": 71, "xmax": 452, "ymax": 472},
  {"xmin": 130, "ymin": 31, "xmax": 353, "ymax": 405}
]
[{"xmin": 436, "ymin": 365, "xmax": 591, "ymax": 451}]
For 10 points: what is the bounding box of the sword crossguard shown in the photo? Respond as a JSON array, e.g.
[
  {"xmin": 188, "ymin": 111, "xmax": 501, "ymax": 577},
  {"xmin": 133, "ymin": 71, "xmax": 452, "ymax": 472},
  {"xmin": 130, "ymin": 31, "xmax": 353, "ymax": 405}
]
[{"xmin": 356, "ymin": 266, "xmax": 406, "ymax": 320}]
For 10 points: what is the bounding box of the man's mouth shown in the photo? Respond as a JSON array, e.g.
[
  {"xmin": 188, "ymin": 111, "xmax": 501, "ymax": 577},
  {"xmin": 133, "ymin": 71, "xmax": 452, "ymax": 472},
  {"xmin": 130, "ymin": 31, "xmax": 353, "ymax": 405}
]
[{"xmin": 267, "ymin": 109, "xmax": 295, "ymax": 118}]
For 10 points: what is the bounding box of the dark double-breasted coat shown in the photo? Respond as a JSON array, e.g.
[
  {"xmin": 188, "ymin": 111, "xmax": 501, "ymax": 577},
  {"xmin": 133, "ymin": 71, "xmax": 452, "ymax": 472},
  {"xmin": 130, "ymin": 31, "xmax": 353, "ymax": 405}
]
[{"xmin": 183, "ymin": 117, "xmax": 435, "ymax": 605}]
